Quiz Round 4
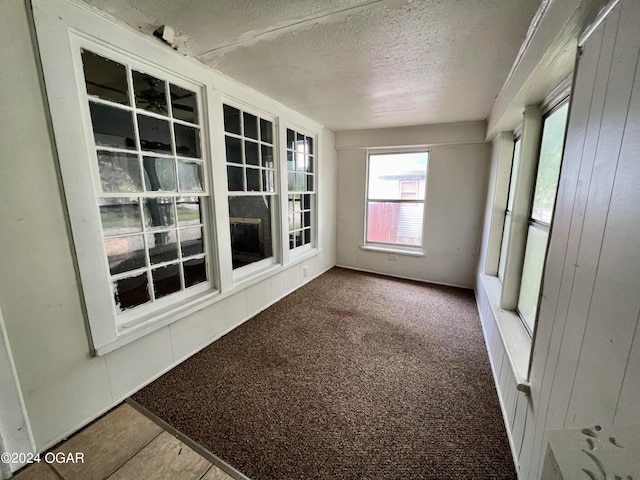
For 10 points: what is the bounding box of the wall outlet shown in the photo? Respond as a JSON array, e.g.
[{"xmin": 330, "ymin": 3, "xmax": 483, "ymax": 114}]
[
  {"xmin": 388, "ymin": 254, "xmax": 398, "ymax": 261},
  {"xmin": 302, "ymin": 265, "xmax": 309, "ymax": 277}
]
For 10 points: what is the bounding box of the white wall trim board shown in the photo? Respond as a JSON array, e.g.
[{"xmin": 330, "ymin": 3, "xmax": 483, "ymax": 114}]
[
  {"xmin": 477, "ymin": 274, "xmax": 531, "ymax": 392},
  {"xmin": 579, "ymin": 0, "xmax": 622, "ymax": 47},
  {"xmin": 0, "ymin": 306, "xmax": 36, "ymax": 473},
  {"xmin": 335, "ymin": 264, "xmax": 472, "ymax": 290}
]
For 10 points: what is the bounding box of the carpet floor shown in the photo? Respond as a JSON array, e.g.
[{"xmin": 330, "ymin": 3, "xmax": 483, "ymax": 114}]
[{"xmin": 133, "ymin": 267, "xmax": 516, "ymax": 480}]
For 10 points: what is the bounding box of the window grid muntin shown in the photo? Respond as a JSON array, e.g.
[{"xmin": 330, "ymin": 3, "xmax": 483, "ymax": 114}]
[
  {"xmin": 223, "ymin": 103, "xmax": 278, "ymax": 269},
  {"xmin": 286, "ymin": 128, "xmax": 315, "ymax": 249},
  {"xmin": 223, "ymin": 104, "xmax": 276, "ymax": 194},
  {"xmin": 81, "ymin": 48, "xmax": 209, "ymax": 313}
]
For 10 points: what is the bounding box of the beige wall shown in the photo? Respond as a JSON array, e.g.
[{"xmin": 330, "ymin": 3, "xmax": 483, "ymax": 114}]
[
  {"xmin": 336, "ymin": 128, "xmax": 490, "ymax": 288},
  {"xmin": 0, "ymin": 0, "xmax": 337, "ymax": 465}
]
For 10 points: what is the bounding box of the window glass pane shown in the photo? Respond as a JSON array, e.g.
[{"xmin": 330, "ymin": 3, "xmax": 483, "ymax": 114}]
[
  {"xmin": 146, "ymin": 231, "xmax": 178, "ymax": 265},
  {"xmin": 223, "ymin": 105, "xmax": 241, "ymax": 135},
  {"xmin": 137, "ymin": 114, "xmax": 172, "ymax": 154},
  {"xmin": 98, "ymin": 151, "xmax": 142, "ymax": 193},
  {"xmin": 366, "ymin": 202, "xmax": 424, "ymax": 247},
  {"xmin": 306, "ymin": 175, "xmax": 314, "ymax": 192},
  {"xmin": 287, "ymin": 151, "xmax": 295, "ymax": 171},
  {"xmin": 531, "ymin": 103, "xmax": 569, "ymax": 223},
  {"xmin": 114, "ymin": 273, "xmax": 150, "ymax": 312},
  {"xmin": 296, "ymin": 152, "xmax": 305, "ymax": 172},
  {"xmin": 143, "ymin": 197, "xmax": 175, "ymax": 230},
  {"xmin": 177, "ymin": 197, "xmax": 202, "ymax": 226},
  {"xmin": 262, "ymin": 169, "xmax": 275, "ymax": 193},
  {"xmin": 296, "ymin": 132, "xmax": 305, "ymax": 152},
  {"xmin": 132, "ymin": 71, "xmax": 167, "ymax": 115},
  {"xmin": 368, "ymin": 152, "xmax": 427, "ymax": 200},
  {"xmin": 262, "ymin": 145, "xmax": 274, "ymax": 169},
  {"xmin": 227, "ymin": 166, "xmax": 244, "ymax": 191},
  {"xmin": 152, "ymin": 264, "xmax": 181, "ymax": 299},
  {"xmin": 306, "ymin": 155, "xmax": 314, "ymax": 174},
  {"xmin": 306, "ymin": 136, "xmax": 314, "ymax": 155},
  {"xmin": 99, "ymin": 197, "xmax": 142, "ymax": 236},
  {"xmin": 260, "ymin": 118, "xmax": 273, "ymax": 144},
  {"xmin": 245, "ymin": 141, "xmax": 259, "ymax": 166},
  {"xmin": 517, "ymin": 226, "xmax": 549, "ymax": 332},
  {"xmin": 243, "ymin": 112, "xmax": 258, "ymax": 140},
  {"xmin": 304, "ymin": 228, "xmax": 311, "ymax": 245},
  {"xmin": 105, "ymin": 234, "xmax": 146, "ymax": 275},
  {"xmin": 81, "ymin": 50, "xmax": 129, "ymax": 105},
  {"xmin": 288, "ymin": 172, "xmax": 296, "ymax": 191},
  {"xmin": 286, "ymin": 129, "xmax": 295, "ymax": 150},
  {"xmin": 170, "ymin": 84, "xmax": 198, "ymax": 124},
  {"xmin": 225, "ymin": 136, "xmax": 242, "ymax": 164},
  {"xmin": 184, "ymin": 257, "xmax": 207, "ymax": 287},
  {"xmin": 246, "ymin": 168, "xmax": 260, "ymax": 191},
  {"xmin": 229, "ymin": 196, "xmax": 273, "ymax": 269},
  {"xmin": 498, "ymin": 213, "xmax": 511, "ymax": 281},
  {"xmin": 174, "ymin": 124, "xmax": 201, "ymax": 158},
  {"xmin": 180, "ymin": 227, "xmax": 204, "ymax": 257},
  {"xmin": 143, "ymin": 156, "xmax": 176, "ymax": 192},
  {"xmin": 89, "ymin": 103, "xmax": 136, "ymax": 149},
  {"xmin": 178, "ymin": 161, "xmax": 204, "ymax": 192},
  {"xmin": 507, "ymin": 139, "xmax": 521, "ymax": 211}
]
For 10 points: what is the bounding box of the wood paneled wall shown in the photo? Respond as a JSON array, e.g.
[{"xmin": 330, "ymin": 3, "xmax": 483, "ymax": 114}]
[{"xmin": 477, "ymin": 1, "xmax": 640, "ymax": 477}]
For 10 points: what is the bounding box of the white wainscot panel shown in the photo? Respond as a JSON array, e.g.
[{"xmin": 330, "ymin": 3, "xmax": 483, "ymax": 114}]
[
  {"xmin": 105, "ymin": 327, "xmax": 174, "ymax": 400},
  {"xmin": 169, "ymin": 304, "xmax": 219, "ymax": 362}
]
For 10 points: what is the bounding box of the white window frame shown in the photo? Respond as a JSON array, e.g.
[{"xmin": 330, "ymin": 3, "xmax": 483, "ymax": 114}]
[
  {"xmin": 285, "ymin": 125, "xmax": 318, "ymax": 258},
  {"xmin": 498, "ymin": 92, "xmax": 571, "ymax": 336},
  {"xmin": 221, "ymin": 97, "xmax": 281, "ymax": 283},
  {"xmin": 362, "ymin": 148, "xmax": 429, "ymax": 256},
  {"xmin": 33, "ymin": 1, "xmax": 222, "ymax": 353}
]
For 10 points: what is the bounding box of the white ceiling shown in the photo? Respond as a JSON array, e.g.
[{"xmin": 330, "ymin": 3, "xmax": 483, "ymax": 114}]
[{"xmin": 82, "ymin": 0, "xmax": 542, "ymax": 131}]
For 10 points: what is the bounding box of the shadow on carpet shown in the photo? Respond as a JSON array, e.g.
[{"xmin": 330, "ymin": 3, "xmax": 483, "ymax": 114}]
[{"xmin": 133, "ymin": 267, "xmax": 516, "ymax": 480}]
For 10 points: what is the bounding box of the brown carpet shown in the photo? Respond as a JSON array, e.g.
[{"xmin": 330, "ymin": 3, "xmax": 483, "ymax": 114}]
[{"xmin": 133, "ymin": 267, "xmax": 516, "ymax": 480}]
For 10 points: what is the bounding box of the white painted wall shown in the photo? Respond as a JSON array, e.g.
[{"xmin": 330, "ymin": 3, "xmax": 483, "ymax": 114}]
[
  {"xmin": 476, "ymin": 1, "xmax": 640, "ymax": 478},
  {"xmin": 0, "ymin": 0, "xmax": 336, "ymax": 471},
  {"xmin": 336, "ymin": 124, "xmax": 490, "ymax": 288}
]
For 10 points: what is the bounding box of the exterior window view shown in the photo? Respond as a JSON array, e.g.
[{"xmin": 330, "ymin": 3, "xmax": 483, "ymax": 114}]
[{"xmin": 366, "ymin": 152, "xmax": 428, "ymax": 248}]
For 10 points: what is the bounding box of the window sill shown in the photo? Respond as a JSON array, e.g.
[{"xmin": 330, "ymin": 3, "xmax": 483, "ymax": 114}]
[
  {"xmin": 479, "ymin": 274, "xmax": 532, "ymax": 393},
  {"xmin": 359, "ymin": 244, "xmax": 425, "ymax": 257}
]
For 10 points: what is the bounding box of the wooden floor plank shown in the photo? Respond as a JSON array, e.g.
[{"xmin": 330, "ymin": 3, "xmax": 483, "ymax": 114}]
[
  {"xmin": 107, "ymin": 431, "xmax": 211, "ymax": 480},
  {"xmin": 11, "ymin": 462, "xmax": 61, "ymax": 480},
  {"xmin": 53, "ymin": 403, "xmax": 162, "ymax": 480}
]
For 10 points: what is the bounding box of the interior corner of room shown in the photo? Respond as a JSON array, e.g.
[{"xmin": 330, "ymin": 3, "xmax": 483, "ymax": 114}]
[{"xmin": 1, "ymin": 0, "xmax": 639, "ymax": 478}]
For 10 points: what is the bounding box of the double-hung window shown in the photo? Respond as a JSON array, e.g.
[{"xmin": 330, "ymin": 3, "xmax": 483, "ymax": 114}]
[
  {"xmin": 364, "ymin": 151, "xmax": 428, "ymax": 252},
  {"xmin": 80, "ymin": 47, "xmax": 212, "ymax": 321},
  {"xmin": 223, "ymin": 103, "xmax": 278, "ymax": 271},
  {"xmin": 286, "ymin": 128, "xmax": 316, "ymax": 251},
  {"xmin": 498, "ymin": 100, "xmax": 569, "ymax": 333}
]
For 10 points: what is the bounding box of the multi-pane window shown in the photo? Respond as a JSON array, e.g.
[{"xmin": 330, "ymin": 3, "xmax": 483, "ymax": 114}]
[
  {"xmin": 286, "ymin": 128, "xmax": 315, "ymax": 250},
  {"xmin": 517, "ymin": 102, "xmax": 569, "ymax": 331},
  {"xmin": 223, "ymin": 104, "xmax": 277, "ymax": 269},
  {"xmin": 365, "ymin": 152, "xmax": 428, "ymax": 249},
  {"xmin": 81, "ymin": 49, "xmax": 209, "ymax": 314}
]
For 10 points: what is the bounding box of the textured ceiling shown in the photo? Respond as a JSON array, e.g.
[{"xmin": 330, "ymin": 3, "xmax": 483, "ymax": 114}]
[{"xmin": 82, "ymin": 0, "xmax": 541, "ymax": 131}]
